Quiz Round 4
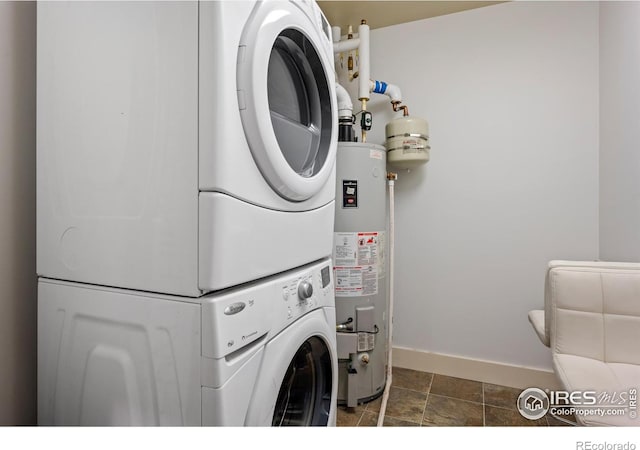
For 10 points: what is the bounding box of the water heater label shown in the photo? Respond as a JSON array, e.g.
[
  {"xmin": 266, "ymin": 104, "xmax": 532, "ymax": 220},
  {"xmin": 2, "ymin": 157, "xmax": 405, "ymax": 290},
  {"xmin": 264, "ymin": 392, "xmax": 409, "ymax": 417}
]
[
  {"xmin": 342, "ymin": 180, "xmax": 358, "ymax": 208},
  {"xmin": 333, "ymin": 266, "xmax": 377, "ymax": 297},
  {"xmin": 369, "ymin": 149, "xmax": 384, "ymax": 160},
  {"xmin": 357, "ymin": 232, "xmax": 379, "ymax": 266},
  {"xmin": 358, "ymin": 332, "xmax": 375, "ymax": 352},
  {"xmin": 333, "ymin": 231, "xmax": 382, "ymax": 297},
  {"xmin": 334, "ymin": 232, "xmax": 358, "ymax": 266}
]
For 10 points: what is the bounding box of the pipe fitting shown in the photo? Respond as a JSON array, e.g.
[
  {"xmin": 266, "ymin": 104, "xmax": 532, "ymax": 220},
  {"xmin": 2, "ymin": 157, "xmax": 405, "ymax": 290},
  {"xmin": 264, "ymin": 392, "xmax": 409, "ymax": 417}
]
[
  {"xmin": 331, "ymin": 26, "xmax": 341, "ymax": 44},
  {"xmin": 392, "ymin": 101, "xmax": 409, "ymax": 117},
  {"xmin": 335, "ymin": 82, "xmax": 353, "ymax": 119},
  {"xmin": 370, "ymin": 80, "xmax": 402, "ymax": 103},
  {"xmin": 336, "ymin": 317, "xmax": 354, "ymax": 332}
]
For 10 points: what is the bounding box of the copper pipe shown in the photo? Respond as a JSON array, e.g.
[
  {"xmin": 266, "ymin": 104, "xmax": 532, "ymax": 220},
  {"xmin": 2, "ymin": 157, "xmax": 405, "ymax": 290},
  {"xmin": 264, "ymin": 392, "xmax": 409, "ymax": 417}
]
[
  {"xmin": 361, "ymin": 98, "xmax": 368, "ymax": 143},
  {"xmin": 392, "ymin": 101, "xmax": 409, "ymax": 117}
]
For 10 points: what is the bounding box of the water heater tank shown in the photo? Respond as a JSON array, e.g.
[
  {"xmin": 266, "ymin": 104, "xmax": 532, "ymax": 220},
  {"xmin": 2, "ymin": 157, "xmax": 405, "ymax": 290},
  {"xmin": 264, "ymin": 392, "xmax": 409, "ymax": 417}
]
[
  {"xmin": 385, "ymin": 116, "xmax": 430, "ymax": 170},
  {"xmin": 333, "ymin": 142, "xmax": 388, "ymax": 407}
]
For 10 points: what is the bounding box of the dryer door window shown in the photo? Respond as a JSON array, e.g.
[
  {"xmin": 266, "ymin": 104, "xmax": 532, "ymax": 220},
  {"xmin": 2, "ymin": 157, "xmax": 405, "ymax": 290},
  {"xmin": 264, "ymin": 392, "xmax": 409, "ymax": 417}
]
[
  {"xmin": 267, "ymin": 29, "xmax": 331, "ymax": 179},
  {"xmin": 272, "ymin": 336, "xmax": 332, "ymax": 426},
  {"xmin": 237, "ymin": 2, "xmax": 337, "ymax": 202}
]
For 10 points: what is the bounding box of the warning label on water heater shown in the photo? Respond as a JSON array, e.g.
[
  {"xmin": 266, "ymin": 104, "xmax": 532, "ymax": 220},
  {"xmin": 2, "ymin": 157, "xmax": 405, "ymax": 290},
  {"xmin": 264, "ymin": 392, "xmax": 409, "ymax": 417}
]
[
  {"xmin": 333, "ymin": 231, "xmax": 383, "ymax": 297},
  {"xmin": 333, "ymin": 266, "xmax": 377, "ymax": 297},
  {"xmin": 356, "ymin": 232, "xmax": 379, "ymax": 266}
]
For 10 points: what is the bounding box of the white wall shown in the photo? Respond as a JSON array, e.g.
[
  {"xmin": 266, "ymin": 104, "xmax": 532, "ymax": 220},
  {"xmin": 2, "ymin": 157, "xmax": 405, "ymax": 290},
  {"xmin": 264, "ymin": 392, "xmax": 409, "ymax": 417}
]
[
  {"xmin": 0, "ymin": 0, "xmax": 622, "ymax": 423},
  {"xmin": 0, "ymin": 2, "xmax": 37, "ymax": 425},
  {"xmin": 599, "ymin": 2, "xmax": 640, "ymax": 262},
  {"xmin": 359, "ymin": 1, "xmax": 600, "ymax": 371}
]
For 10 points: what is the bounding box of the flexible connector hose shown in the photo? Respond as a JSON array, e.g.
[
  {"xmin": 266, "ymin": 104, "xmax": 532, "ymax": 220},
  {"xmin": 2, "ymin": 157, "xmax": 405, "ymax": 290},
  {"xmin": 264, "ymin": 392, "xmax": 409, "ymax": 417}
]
[{"xmin": 377, "ymin": 175, "xmax": 396, "ymax": 427}]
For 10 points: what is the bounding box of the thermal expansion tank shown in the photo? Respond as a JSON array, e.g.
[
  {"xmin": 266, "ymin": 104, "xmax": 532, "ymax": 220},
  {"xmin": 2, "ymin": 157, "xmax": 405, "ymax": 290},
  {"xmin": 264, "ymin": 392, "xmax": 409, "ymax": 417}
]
[{"xmin": 333, "ymin": 142, "xmax": 387, "ymax": 407}]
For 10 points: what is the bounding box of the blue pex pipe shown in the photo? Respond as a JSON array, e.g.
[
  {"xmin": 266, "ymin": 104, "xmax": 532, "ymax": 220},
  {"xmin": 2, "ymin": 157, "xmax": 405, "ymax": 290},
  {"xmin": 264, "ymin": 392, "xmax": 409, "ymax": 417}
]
[{"xmin": 372, "ymin": 80, "xmax": 388, "ymax": 95}]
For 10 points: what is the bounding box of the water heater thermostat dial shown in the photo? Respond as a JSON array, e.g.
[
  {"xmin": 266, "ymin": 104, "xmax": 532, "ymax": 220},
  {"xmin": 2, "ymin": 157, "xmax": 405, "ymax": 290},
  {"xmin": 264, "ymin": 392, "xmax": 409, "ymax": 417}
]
[{"xmin": 297, "ymin": 281, "xmax": 314, "ymax": 300}]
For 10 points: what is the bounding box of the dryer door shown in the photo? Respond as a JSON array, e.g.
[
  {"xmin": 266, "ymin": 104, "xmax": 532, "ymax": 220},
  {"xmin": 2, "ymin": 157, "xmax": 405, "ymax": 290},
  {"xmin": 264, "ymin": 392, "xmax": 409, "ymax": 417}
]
[
  {"xmin": 245, "ymin": 309, "xmax": 338, "ymax": 426},
  {"xmin": 237, "ymin": 2, "xmax": 337, "ymax": 202}
]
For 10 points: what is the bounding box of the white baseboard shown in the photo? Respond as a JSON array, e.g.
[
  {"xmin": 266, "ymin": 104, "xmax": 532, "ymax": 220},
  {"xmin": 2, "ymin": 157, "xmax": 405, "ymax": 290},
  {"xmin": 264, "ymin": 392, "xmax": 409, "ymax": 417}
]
[{"xmin": 392, "ymin": 346, "xmax": 561, "ymax": 390}]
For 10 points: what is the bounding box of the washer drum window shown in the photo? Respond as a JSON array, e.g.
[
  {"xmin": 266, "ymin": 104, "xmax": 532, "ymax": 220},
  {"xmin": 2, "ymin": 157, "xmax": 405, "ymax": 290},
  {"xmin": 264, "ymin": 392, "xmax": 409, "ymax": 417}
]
[{"xmin": 272, "ymin": 336, "xmax": 333, "ymax": 426}]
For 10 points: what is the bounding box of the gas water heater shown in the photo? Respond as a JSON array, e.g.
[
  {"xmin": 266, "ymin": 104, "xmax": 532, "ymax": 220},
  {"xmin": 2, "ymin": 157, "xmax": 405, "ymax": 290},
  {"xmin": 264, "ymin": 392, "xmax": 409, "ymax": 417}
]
[
  {"xmin": 331, "ymin": 18, "xmax": 431, "ymax": 411},
  {"xmin": 333, "ymin": 142, "xmax": 388, "ymax": 407}
]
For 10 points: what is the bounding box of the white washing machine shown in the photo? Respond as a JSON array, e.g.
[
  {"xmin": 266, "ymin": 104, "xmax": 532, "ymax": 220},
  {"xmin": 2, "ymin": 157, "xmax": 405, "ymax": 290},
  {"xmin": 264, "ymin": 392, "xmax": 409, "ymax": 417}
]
[
  {"xmin": 37, "ymin": 0, "xmax": 337, "ymax": 297},
  {"xmin": 38, "ymin": 259, "xmax": 337, "ymax": 426}
]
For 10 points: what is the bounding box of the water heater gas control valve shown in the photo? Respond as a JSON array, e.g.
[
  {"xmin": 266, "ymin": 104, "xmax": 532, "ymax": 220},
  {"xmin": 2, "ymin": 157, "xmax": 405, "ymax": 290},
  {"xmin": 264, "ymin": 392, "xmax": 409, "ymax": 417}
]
[{"xmin": 297, "ymin": 280, "xmax": 314, "ymax": 301}]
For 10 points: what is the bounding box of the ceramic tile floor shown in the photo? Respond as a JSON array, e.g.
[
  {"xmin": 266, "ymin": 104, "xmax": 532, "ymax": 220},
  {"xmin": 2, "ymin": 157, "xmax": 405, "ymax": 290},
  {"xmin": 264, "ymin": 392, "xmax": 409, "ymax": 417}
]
[{"xmin": 337, "ymin": 367, "xmax": 577, "ymax": 427}]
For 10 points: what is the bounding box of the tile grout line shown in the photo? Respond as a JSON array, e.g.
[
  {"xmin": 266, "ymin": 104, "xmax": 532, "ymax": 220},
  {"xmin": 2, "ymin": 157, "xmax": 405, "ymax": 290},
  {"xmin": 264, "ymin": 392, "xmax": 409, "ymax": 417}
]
[
  {"xmin": 379, "ymin": 372, "xmax": 433, "ymax": 426},
  {"xmin": 421, "ymin": 373, "xmax": 435, "ymax": 427},
  {"xmin": 344, "ymin": 370, "xmax": 535, "ymax": 427},
  {"xmin": 483, "ymin": 403, "xmax": 521, "ymax": 413},
  {"xmin": 426, "ymin": 391, "xmax": 484, "ymax": 406},
  {"xmin": 355, "ymin": 408, "xmax": 363, "ymax": 427},
  {"xmin": 419, "ymin": 375, "xmax": 433, "ymax": 427},
  {"xmin": 420, "ymin": 393, "xmax": 428, "ymax": 427},
  {"xmin": 483, "ymin": 402, "xmax": 551, "ymax": 426},
  {"xmin": 482, "ymin": 382, "xmax": 486, "ymax": 426},
  {"xmin": 389, "ymin": 379, "xmax": 437, "ymax": 395}
]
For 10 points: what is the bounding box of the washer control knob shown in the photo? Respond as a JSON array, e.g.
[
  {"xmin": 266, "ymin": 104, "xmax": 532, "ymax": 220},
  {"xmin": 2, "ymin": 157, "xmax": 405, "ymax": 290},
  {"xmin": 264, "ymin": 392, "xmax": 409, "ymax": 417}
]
[{"xmin": 297, "ymin": 280, "xmax": 314, "ymax": 300}]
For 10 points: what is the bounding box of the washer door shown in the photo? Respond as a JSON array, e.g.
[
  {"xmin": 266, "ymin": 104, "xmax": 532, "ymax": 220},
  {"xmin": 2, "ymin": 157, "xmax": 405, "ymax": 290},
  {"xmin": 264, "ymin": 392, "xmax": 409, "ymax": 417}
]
[
  {"xmin": 237, "ymin": 2, "xmax": 337, "ymax": 202},
  {"xmin": 245, "ymin": 309, "xmax": 337, "ymax": 426},
  {"xmin": 272, "ymin": 335, "xmax": 332, "ymax": 426}
]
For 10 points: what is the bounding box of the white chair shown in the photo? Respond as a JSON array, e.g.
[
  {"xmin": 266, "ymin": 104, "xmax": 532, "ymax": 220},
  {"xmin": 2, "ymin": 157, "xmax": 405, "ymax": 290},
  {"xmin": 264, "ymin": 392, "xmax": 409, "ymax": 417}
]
[{"xmin": 529, "ymin": 260, "xmax": 640, "ymax": 426}]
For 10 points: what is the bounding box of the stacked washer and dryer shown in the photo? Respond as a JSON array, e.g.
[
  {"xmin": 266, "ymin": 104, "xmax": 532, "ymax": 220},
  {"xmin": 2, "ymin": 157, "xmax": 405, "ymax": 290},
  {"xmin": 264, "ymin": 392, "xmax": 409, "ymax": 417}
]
[{"xmin": 37, "ymin": 1, "xmax": 339, "ymax": 426}]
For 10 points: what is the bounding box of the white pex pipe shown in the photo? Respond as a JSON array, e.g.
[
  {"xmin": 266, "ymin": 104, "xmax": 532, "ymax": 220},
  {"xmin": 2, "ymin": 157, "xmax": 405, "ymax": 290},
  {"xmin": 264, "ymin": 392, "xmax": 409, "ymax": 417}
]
[
  {"xmin": 377, "ymin": 175, "xmax": 396, "ymax": 427},
  {"xmin": 331, "ymin": 23, "xmax": 370, "ymax": 102},
  {"xmin": 332, "ymin": 36, "xmax": 360, "ymax": 53},
  {"xmin": 335, "ymin": 82, "xmax": 353, "ymax": 119},
  {"xmin": 370, "ymin": 80, "xmax": 402, "ymax": 104},
  {"xmin": 331, "ymin": 26, "xmax": 341, "ymax": 44},
  {"xmin": 357, "ymin": 22, "xmax": 370, "ymax": 101}
]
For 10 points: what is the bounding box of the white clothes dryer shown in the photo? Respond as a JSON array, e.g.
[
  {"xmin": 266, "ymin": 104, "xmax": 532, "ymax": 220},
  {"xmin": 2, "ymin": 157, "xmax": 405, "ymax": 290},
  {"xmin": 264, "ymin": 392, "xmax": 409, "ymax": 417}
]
[
  {"xmin": 38, "ymin": 259, "xmax": 338, "ymax": 426},
  {"xmin": 37, "ymin": 0, "xmax": 337, "ymax": 297}
]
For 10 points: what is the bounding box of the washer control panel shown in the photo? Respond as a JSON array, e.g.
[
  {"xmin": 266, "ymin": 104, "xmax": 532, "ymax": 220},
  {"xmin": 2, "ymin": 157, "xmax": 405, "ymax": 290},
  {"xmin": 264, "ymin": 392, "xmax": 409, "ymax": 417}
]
[
  {"xmin": 202, "ymin": 258, "xmax": 335, "ymax": 360},
  {"xmin": 279, "ymin": 259, "xmax": 334, "ymax": 326},
  {"xmin": 297, "ymin": 280, "xmax": 314, "ymax": 300}
]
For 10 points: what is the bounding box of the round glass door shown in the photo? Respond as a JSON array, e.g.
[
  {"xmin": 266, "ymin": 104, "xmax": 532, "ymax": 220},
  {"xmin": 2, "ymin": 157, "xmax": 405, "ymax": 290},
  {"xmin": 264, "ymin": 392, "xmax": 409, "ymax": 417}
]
[
  {"xmin": 267, "ymin": 29, "xmax": 332, "ymax": 179},
  {"xmin": 237, "ymin": 2, "xmax": 337, "ymax": 202},
  {"xmin": 272, "ymin": 336, "xmax": 332, "ymax": 426}
]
